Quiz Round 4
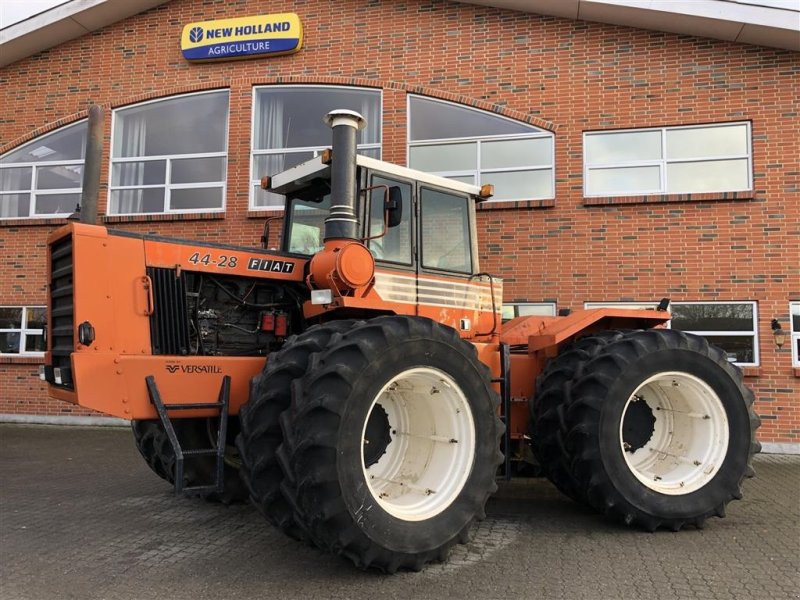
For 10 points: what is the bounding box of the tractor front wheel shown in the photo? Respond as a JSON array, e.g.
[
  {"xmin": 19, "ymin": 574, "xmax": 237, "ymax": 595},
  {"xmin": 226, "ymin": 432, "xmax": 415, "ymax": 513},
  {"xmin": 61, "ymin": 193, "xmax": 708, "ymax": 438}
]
[{"xmin": 277, "ymin": 316, "xmax": 503, "ymax": 572}]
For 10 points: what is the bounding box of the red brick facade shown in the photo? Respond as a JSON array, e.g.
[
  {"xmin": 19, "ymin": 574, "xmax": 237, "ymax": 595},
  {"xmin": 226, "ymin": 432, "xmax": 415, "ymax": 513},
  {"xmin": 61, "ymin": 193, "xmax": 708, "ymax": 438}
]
[{"xmin": 1, "ymin": 0, "xmax": 798, "ymax": 442}]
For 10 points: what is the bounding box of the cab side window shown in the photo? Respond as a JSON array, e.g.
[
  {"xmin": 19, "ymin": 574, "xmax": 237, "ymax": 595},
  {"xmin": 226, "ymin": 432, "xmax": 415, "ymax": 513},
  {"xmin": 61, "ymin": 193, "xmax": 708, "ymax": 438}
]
[
  {"xmin": 367, "ymin": 176, "xmax": 412, "ymax": 264},
  {"xmin": 420, "ymin": 188, "xmax": 472, "ymax": 273}
]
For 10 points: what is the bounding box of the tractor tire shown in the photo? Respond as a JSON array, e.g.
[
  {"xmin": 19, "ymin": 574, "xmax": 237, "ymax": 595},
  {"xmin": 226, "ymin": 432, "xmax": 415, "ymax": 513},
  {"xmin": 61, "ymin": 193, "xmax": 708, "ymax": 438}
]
[
  {"xmin": 530, "ymin": 329, "xmax": 759, "ymax": 531},
  {"xmin": 531, "ymin": 331, "xmax": 626, "ymax": 505},
  {"xmin": 131, "ymin": 417, "xmax": 247, "ymax": 504},
  {"xmin": 277, "ymin": 316, "xmax": 504, "ymax": 572},
  {"xmin": 236, "ymin": 320, "xmax": 357, "ymax": 541}
]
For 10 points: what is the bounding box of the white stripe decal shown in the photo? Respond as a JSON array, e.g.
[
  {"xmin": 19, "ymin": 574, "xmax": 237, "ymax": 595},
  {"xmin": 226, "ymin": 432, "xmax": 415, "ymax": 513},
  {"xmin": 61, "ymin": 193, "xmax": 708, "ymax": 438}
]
[{"xmin": 374, "ymin": 272, "xmax": 503, "ymax": 312}]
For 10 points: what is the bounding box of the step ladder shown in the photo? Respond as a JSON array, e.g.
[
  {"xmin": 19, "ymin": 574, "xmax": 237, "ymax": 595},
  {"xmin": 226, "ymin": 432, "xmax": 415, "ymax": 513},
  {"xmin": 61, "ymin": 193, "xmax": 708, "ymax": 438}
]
[
  {"xmin": 492, "ymin": 343, "xmax": 512, "ymax": 481},
  {"xmin": 145, "ymin": 375, "xmax": 231, "ymax": 496}
]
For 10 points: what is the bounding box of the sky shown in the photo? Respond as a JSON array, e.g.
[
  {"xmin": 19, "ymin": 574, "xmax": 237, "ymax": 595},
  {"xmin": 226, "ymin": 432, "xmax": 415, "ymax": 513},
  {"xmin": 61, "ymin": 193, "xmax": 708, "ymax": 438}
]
[{"xmin": 1, "ymin": 0, "xmax": 69, "ymax": 29}]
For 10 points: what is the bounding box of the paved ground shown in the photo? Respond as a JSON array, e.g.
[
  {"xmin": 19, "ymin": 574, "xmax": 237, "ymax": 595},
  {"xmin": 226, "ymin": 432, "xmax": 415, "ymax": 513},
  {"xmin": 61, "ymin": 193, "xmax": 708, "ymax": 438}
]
[{"xmin": 0, "ymin": 424, "xmax": 798, "ymax": 600}]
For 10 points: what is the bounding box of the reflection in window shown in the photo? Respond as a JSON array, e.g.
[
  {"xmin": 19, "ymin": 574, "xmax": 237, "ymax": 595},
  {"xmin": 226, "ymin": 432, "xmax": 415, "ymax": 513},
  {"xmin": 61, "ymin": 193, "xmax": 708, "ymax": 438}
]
[
  {"xmin": 0, "ymin": 306, "xmax": 46, "ymax": 355},
  {"xmin": 286, "ymin": 192, "xmax": 331, "ymax": 255},
  {"xmin": 109, "ymin": 91, "xmax": 229, "ymax": 215},
  {"xmin": 368, "ymin": 176, "xmax": 412, "ymax": 264},
  {"xmin": 420, "ymin": 188, "xmax": 472, "ymax": 273},
  {"xmin": 584, "ymin": 122, "xmax": 752, "ymax": 197},
  {"xmin": 251, "ymin": 86, "xmax": 381, "ymax": 208},
  {"xmin": 501, "ymin": 302, "xmax": 557, "ymax": 322},
  {"xmin": 0, "ymin": 121, "xmax": 86, "ymax": 219},
  {"xmin": 408, "ymin": 96, "xmax": 554, "ymax": 202}
]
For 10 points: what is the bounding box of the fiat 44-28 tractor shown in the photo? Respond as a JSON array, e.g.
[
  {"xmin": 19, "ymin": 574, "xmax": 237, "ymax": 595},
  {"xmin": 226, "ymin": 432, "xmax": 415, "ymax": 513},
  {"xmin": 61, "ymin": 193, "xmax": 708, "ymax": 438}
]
[{"xmin": 42, "ymin": 110, "xmax": 759, "ymax": 572}]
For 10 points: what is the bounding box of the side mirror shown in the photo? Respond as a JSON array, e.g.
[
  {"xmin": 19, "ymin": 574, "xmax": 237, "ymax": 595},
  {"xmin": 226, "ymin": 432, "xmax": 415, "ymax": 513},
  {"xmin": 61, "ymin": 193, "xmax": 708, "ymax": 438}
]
[{"xmin": 386, "ymin": 186, "xmax": 403, "ymax": 228}]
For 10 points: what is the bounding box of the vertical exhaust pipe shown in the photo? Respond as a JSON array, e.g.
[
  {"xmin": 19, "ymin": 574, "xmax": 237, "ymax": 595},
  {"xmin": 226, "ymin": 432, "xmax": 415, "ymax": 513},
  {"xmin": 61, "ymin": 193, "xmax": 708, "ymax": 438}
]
[
  {"xmin": 79, "ymin": 104, "xmax": 104, "ymax": 224},
  {"xmin": 322, "ymin": 109, "xmax": 366, "ymax": 241}
]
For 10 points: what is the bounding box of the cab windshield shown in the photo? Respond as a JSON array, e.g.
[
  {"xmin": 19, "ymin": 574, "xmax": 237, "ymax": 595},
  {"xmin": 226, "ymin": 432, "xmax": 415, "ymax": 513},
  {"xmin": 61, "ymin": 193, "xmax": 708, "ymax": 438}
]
[{"xmin": 284, "ymin": 186, "xmax": 331, "ymax": 255}]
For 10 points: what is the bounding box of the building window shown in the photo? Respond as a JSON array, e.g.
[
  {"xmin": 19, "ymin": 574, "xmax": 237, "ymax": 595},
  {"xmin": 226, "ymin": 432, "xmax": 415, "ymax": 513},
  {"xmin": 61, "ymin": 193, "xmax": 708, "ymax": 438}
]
[
  {"xmin": 502, "ymin": 302, "xmax": 557, "ymax": 322},
  {"xmin": 251, "ymin": 86, "xmax": 382, "ymax": 209},
  {"xmin": 584, "ymin": 301, "xmax": 759, "ymax": 366},
  {"xmin": 109, "ymin": 90, "xmax": 229, "ymax": 215},
  {"xmin": 0, "ymin": 121, "xmax": 87, "ymax": 219},
  {"xmin": 0, "ymin": 306, "xmax": 46, "ymax": 355},
  {"xmin": 584, "ymin": 122, "xmax": 752, "ymax": 197},
  {"xmin": 407, "ymin": 96, "xmax": 554, "ymax": 202},
  {"xmin": 791, "ymin": 302, "xmax": 800, "ymax": 367}
]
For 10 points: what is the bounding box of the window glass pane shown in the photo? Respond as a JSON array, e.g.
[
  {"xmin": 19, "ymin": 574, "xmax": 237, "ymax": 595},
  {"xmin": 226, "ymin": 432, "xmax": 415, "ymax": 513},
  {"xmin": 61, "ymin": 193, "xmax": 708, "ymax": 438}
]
[
  {"xmin": 446, "ymin": 175, "xmax": 476, "ymax": 185},
  {"xmin": 25, "ymin": 335, "xmax": 46, "ymax": 353},
  {"xmin": 359, "ymin": 148, "xmax": 381, "ymax": 159},
  {"xmin": 110, "ymin": 188, "xmax": 165, "ymax": 214},
  {"xmin": 171, "ymin": 157, "xmax": 225, "ymax": 184},
  {"xmin": 409, "ymin": 96, "xmax": 541, "ymax": 141},
  {"xmin": 586, "ymin": 166, "xmax": 660, "ymax": 195},
  {"xmin": 252, "ymin": 186, "xmax": 284, "ymax": 209},
  {"xmin": 27, "ymin": 308, "xmax": 46, "ymax": 329},
  {"xmin": 585, "ymin": 131, "xmax": 662, "ymax": 164},
  {"xmin": 112, "ymin": 161, "xmax": 166, "ymax": 186},
  {"xmin": 1, "ymin": 121, "xmax": 87, "ymax": 164},
  {"xmin": 368, "ymin": 176, "xmax": 412, "ymax": 264},
  {"xmin": 666, "ymin": 125, "xmax": 748, "ymax": 159},
  {"xmin": 792, "ymin": 304, "xmax": 800, "ymax": 331},
  {"xmin": 487, "ymin": 169, "xmax": 552, "ymax": 200},
  {"xmin": 37, "ymin": 165, "xmax": 83, "ymax": 189},
  {"xmin": 671, "ymin": 304, "xmax": 754, "ymax": 331},
  {"xmin": 666, "ymin": 159, "xmax": 749, "ymax": 194},
  {"xmin": 1, "ymin": 167, "xmax": 32, "ymax": 191},
  {"xmin": 253, "ymin": 87, "xmax": 380, "ymax": 149},
  {"xmin": 409, "ymin": 143, "xmax": 477, "ymax": 172},
  {"xmin": 0, "ymin": 307, "xmax": 23, "ymax": 329},
  {"xmin": 170, "ymin": 187, "xmax": 223, "ymax": 210},
  {"xmin": 0, "ymin": 332, "xmax": 21, "ymax": 354},
  {"xmin": 0, "ymin": 193, "xmax": 31, "ymax": 218},
  {"xmin": 501, "ymin": 305, "xmax": 515, "ymax": 321},
  {"xmin": 517, "ymin": 304, "xmax": 556, "ymax": 316},
  {"xmin": 253, "ymin": 152, "xmax": 314, "ymax": 179},
  {"xmin": 702, "ymin": 335, "xmax": 755, "ymax": 364},
  {"xmin": 35, "ymin": 193, "xmax": 79, "ymax": 215},
  {"xmin": 421, "ymin": 189, "xmax": 471, "ymax": 273},
  {"xmin": 113, "ymin": 91, "xmax": 229, "ymax": 157},
  {"xmin": 482, "ymin": 138, "xmax": 552, "ymax": 169}
]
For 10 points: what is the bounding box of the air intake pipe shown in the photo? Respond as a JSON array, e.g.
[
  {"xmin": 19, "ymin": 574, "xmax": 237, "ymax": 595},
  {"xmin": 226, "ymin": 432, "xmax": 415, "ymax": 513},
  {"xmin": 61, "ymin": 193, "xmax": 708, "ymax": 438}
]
[{"xmin": 322, "ymin": 109, "xmax": 366, "ymax": 241}]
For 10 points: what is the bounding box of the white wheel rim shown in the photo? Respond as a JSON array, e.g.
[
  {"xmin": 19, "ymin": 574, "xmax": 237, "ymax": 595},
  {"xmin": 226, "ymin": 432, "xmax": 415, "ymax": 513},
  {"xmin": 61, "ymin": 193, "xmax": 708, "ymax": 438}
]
[
  {"xmin": 361, "ymin": 367, "xmax": 476, "ymax": 521},
  {"xmin": 620, "ymin": 371, "xmax": 729, "ymax": 495}
]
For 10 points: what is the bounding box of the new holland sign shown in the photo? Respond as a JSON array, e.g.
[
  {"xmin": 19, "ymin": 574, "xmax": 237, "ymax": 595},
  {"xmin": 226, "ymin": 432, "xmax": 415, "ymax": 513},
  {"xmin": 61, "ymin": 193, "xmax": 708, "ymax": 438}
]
[{"xmin": 181, "ymin": 13, "xmax": 303, "ymax": 61}]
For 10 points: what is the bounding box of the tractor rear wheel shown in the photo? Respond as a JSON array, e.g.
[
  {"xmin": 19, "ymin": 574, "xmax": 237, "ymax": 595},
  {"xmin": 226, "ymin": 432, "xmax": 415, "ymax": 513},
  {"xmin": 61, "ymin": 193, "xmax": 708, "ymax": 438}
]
[
  {"xmin": 277, "ymin": 316, "xmax": 503, "ymax": 572},
  {"xmin": 236, "ymin": 320, "xmax": 356, "ymax": 541},
  {"xmin": 131, "ymin": 417, "xmax": 247, "ymax": 504},
  {"xmin": 530, "ymin": 329, "xmax": 759, "ymax": 531}
]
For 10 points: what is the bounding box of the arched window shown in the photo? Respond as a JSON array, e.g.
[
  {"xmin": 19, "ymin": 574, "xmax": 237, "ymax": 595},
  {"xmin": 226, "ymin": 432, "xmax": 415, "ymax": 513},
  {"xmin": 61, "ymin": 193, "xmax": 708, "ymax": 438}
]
[
  {"xmin": 407, "ymin": 96, "xmax": 554, "ymax": 202},
  {"xmin": 109, "ymin": 90, "xmax": 229, "ymax": 215},
  {"xmin": 0, "ymin": 121, "xmax": 87, "ymax": 219},
  {"xmin": 251, "ymin": 86, "xmax": 382, "ymax": 208}
]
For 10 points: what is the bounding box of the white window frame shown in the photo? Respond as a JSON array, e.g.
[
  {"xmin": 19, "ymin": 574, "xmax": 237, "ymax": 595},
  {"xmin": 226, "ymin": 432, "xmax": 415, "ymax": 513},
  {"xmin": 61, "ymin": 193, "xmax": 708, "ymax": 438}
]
[
  {"xmin": 407, "ymin": 95, "xmax": 555, "ymax": 202},
  {"xmin": 584, "ymin": 300, "xmax": 759, "ymax": 367},
  {"xmin": 0, "ymin": 306, "xmax": 45, "ymax": 356},
  {"xmin": 790, "ymin": 302, "xmax": 800, "ymax": 367},
  {"xmin": 502, "ymin": 302, "xmax": 557, "ymax": 321},
  {"xmin": 0, "ymin": 120, "xmax": 86, "ymax": 220},
  {"xmin": 249, "ymin": 85, "xmax": 383, "ymax": 210},
  {"xmin": 108, "ymin": 90, "xmax": 230, "ymax": 216},
  {"xmin": 583, "ymin": 122, "xmax": 753, "ymax": 197}
]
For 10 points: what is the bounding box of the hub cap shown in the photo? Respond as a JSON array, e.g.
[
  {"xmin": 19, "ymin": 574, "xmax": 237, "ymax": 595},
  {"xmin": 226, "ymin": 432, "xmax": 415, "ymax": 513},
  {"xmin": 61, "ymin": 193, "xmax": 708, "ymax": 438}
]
[{"xmin": 361, "ymin": 368, "xmax": 476, "ymax": 521}]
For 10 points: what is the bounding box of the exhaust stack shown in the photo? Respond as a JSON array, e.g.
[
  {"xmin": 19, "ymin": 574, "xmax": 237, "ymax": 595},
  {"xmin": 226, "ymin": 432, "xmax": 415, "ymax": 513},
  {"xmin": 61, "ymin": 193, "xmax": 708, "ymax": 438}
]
[
  {"xmin": 79, "ymin": 104, "xmax": 104, "ymax": 224},
  {"xmin": 322, "ymin": 109, "xmax": 366, "ymax": 242}
]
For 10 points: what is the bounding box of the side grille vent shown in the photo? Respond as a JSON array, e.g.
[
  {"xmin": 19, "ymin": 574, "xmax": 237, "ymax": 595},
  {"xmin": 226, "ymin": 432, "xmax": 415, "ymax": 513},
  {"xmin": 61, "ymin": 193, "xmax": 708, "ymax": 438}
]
[
  {"xmin": 148, "ymin": 267, "xmax": 190, "ymax": 355},
  {"xmin": 49, "ymin": 236, "xmax": 74, "ymax": 389}
]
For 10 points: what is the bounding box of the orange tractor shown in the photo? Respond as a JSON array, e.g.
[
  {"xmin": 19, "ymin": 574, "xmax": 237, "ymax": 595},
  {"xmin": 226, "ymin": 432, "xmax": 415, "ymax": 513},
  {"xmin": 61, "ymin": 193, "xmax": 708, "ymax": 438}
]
[{"xmin": 43, "ymin": 110, "xmax": 759, "ymax": 572}]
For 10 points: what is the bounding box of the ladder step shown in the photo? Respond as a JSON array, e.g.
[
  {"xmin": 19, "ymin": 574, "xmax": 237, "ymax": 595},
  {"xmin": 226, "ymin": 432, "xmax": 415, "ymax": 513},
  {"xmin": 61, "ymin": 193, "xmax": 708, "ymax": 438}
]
[
  {"xmin": 162, "ymin": 402, "xmax": 225, "ymax": 410},
  {"xmin": 182, "ymin": 448, "xmax": 219, "ymax": 457}
]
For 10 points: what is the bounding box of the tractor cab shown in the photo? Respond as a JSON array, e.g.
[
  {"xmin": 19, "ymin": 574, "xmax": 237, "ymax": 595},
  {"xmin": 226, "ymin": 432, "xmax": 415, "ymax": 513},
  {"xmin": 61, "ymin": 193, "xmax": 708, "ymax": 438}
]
[{"xmin": 267, "ymin": 150, "xmax": 502, "ymax": 338}]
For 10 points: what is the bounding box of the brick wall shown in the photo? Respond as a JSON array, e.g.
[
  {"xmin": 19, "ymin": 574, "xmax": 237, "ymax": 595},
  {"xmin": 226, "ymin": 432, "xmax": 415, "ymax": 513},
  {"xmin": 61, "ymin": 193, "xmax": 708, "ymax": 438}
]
[{"xmin": 0, "ymin": 0, "xmax": 797, "ymax": 441}]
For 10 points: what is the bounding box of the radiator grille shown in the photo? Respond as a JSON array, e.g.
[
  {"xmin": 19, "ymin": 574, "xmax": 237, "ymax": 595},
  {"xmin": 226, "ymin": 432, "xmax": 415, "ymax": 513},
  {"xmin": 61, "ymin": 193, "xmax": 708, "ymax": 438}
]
[
  {"xmin": 49, "ymin": 235, "xmax": 74, "ymax": 389},
  {"xmin": 148, "ymin": 267, "xmax": 190, "ymax": 355}
]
